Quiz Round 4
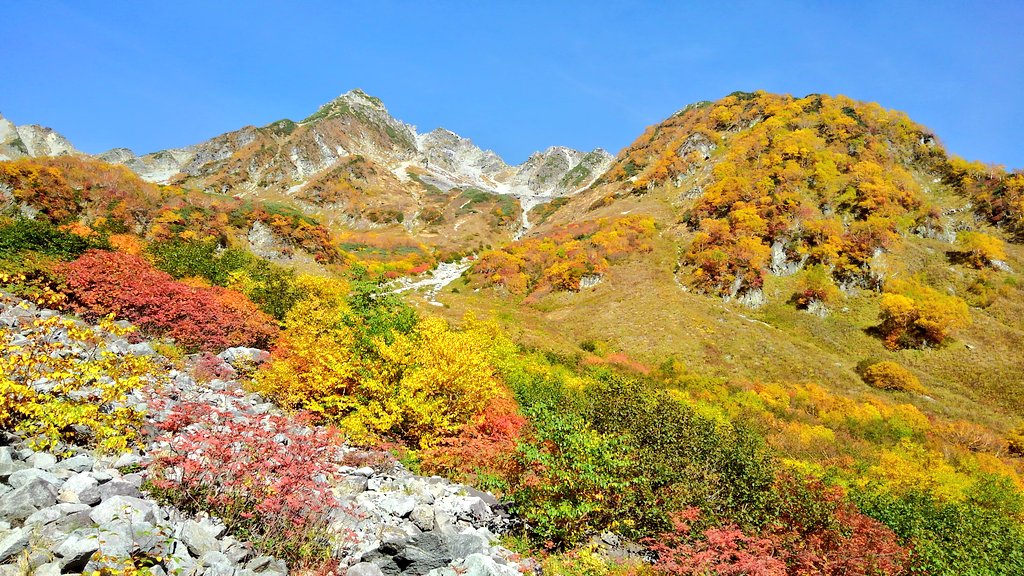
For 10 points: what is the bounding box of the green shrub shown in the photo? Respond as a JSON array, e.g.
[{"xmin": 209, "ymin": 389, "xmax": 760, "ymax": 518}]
[
  {"xmin": 148, "ymin": 239, "xmax": 302, "ymax": 321},
  {"xmin": 854, "ymin": 478, "xmax": 1024, "ymax": 574},
  {"xmin": 0, "ymin": 217, "xmax": 107, "ymax": 259}
]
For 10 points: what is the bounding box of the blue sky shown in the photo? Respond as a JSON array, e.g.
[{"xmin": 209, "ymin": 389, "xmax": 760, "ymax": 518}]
[{"xmin": 2, "ymin": 1, "xmax": 1022, "ymax": 168}]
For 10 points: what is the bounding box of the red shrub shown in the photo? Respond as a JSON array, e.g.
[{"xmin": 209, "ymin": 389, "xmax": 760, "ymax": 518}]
[
  {"xmin": 647, "ymin": 477, "xmax": 909, "ymax": 576},
  {"xmin": 647, "ymin": 508, "xmax": 787, "ymax": 576},
  {"xmin": 420, "ymin": 395, "xmax": 528, "ymax": 487},
  {"xmin": 193, "ymin": 352, "xmax": 237, "ymax": 382},
  {"xmin": 59, "ymin": 250, "xmax": 277, "ymax": 351},
  {"xmin": 147, "ymin": 396, "xmax": 355, "ymax": 564}
]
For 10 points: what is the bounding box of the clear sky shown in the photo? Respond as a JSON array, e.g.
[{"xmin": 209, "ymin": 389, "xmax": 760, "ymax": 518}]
[{"xmin": 2, "ymin": 1, "xmax": 1022, "ymax": 168}]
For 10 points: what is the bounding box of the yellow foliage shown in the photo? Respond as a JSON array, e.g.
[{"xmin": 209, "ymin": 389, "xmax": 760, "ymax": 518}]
[
  {"xmin": 866, "ymin": 440, "xmax": 974, "ymax": 501},
  {"xmin": 958, "ymin": 231, "xmax": 1007, "ymax": 268},
  {"xmin": 345, "ymin": 314, "xmax": 513, "ymax": 448},
  {"xmin": 0, "ymin": 308, "xmax": 147, "ymax": 453},
  {"xmin": 108, "ymin": 233, "xmax": 146, "ymax": 255},
  {"xmin": 861, "ymin": 361, "xmax": 925, "ymax": 394},
  {"xmin": 253, "ymin": 278, "xmax": 514, "ymax": 448},
  {"xmin": 252, "ymin": 275, "xmax": 360, "ymax": 416},
  {"xmin": 878, "ymin": 279, "xmax": 971, "ymax": 349}
]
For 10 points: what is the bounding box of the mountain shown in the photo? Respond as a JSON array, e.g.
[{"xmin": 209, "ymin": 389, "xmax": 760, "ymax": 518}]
[
  {"xmin": 0, "ymin": 112, "xmax": 79, "ymax": 160},
  {"xmin": 3, "ymin": 91, "xmax": 612, "ymax": 249},
  {"xmin": 438, "ymin": 90, "xmax": 1024, "ymax": 419},
  {"xmin": 96, "ymin": 89, "xmax": 613, "ymax": 202},
  {"xmin": 3, "ymin": 89, "xmax": 1024, "ymax": 574}
]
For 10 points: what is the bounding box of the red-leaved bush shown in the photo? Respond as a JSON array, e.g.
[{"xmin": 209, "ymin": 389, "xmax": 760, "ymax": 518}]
[
  {"xmin": 647, "ymin": 508, "xmax": 788, "ymax": 576},
  {"xmin": 419, "ymin": 395, "xmax": 528, "ymax": 487},
  {"xmin": 192, "ymin": 352, "xmax": 237, "ymax": 382},
  {"xmin": 59, "ymin": 250, "xmax": 277, "ymax": 351},
  {"xmin": 648, "ymin": 477, "xmax": 909, "ymax": 576},
  {"xmin": 146, "ymin": 393, "xmax": 355, "ymax": 566}
]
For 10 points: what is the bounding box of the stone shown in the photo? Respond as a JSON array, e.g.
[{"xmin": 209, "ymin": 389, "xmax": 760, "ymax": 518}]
[
  {"xmin": 245, "ymin": 555, "xmax": 276, "ymax": 571},
  {"xmin": 436, "ymin": 496, "xmax": 491, "ymax": 523},
  {"xmin": 121, "ymin": 472, "xmax": 145, "ymax": 487},
  {"xmin": 54, "ymin": 454, "xmax": 94, "ymax": 473},
  {"xmin": 7, "ymin": 468, "xmax": 61, "ymax": 489},
  {"xmin": 457, "ymin": 553, "xmax": 521, "ymax": 576},
  {"xmin": 348, "ymin": 562, "xmax": 386, "ymax": 576},
  {"xmin": 112, "ymin": 452, "xmax": 147, "ymax": 470},
  {"xmin": 98, "ymin": 479, "xmax": 142, "ymax": 501},
  {"xmin": 52, "ymin": 510, "xmax": 94, "ymax": 534},
  {"xmin": 217, "ymin": 347, "xmax": 269, "ymax": 370},
  {"xmin": 260, "ymin": 557, "xmax": 288, "ymax": 576},
  {"xmin": 90, "ymin": 495, "xmax": 157, "ymax": 525},
  {"xmin": 446, "ymin": 532, "xmax": 488, "ymax": 559},
  {"xmin": 337, "ymin": 475, "xmax": 369, "ymax": 495},
  {"xmin": 59, "ymin": 472, "xmax": 101, "ymax": 505},
  {"xmin": 33, "ymin": 563, "xmax": 61, "ymax": 576},
  {"xmin": 26, "ymin": 452, "xmax": 58, "ymax": 470},
  {"xmin": 221, "ymin": 537, "xmax": 253, "ymax": 564},
  {"xmin": 0, "ymin": 478, "xmax": 58, "ymax": 521},
  {"xmin": 353, "ymin": 466, "xmax": 376, "ymax": 478},
  {"xmin": 410, "ymin": 504, "xmax": 435, "ymax": 532},
  {"xmin": 0, "ymin": 527, "xmax": 29, "ymax": 563},
  {"xmin": 54, "ymin": 529, "xmax": 100, "ymax": 570},
  {"xmin": 379, "ymin": 494, "xmax": 417, "ymax": 518},
  {"xmin": 127, "ymin": 342, "xmax": 156, "ymax": 356},
  {"xmin": 395, "ymin": 533, "xmax": 451, "ymax": 576},
  {"xmin": 24, "ymin": 503, "xmax": 90, "ymax": 527},
  {"xmin": 180, "ymin": 519, "xmax": 220, "ymax": 557}
]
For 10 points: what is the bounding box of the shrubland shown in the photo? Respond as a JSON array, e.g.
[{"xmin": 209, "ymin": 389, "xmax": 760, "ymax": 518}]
[
  {"xmin": 0, "ymin": 305, "xmax": 150, "ymax": 453},
  {"xmin": 471, "ymin": 215, "xmax": 656, "ymax": 298}
]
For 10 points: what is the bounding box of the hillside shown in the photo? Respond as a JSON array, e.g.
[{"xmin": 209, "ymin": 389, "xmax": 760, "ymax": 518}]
[{"xmin": 3, "ymin": 91, "xmax": 1024, "ymax": 575}]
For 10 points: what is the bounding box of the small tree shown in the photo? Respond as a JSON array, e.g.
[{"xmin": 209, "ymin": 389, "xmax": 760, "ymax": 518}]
[
  {"xmin": 958, "ymin": 231, "xmax": 1006, "ymax": 268},
  {"xmin": 877, "ymin": 280, "xmax": 970, "ymax": 349}
]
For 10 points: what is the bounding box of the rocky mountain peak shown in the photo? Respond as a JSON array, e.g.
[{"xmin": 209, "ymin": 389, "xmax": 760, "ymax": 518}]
[
  {"xmin": 301, "ymin": 88, "xmax": 393, "ymax": 123},
  {"xmin": 0, "ymin": 113, "xmax": 79, "ymax": 161}
]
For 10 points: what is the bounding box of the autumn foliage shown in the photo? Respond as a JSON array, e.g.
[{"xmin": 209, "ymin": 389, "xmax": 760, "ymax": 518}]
[
  {"xmin": 472, "ymin": 215, "xmax": 655, "ymax": 296},
  {"xmin": 254, "ymin": 275, "xmax": 516, "ymax": 448},
  {"xmin": 59, "ymin": 250, "xmax": 278, "ymax": 351},
  {"xmin": 147, "ymin": 394, "xmax": 349, "ymax": 566},
  {"xmin": 598, "ymin": 92, "xmax": 946, "ymax": 295},
  {"xmin": 877, "ymin": 279, "xmax": 970, "ymax": 350},
  {"xmin": 0, "ymin": 308, "xmax": 148, "ymax": 453},
  {"xmin": 647, "ymin": 477, "xmax": 909, "ymax": 576},
  {"xmin": 861, "ymin": 361, "xmax": 925, "ymax": 394}
]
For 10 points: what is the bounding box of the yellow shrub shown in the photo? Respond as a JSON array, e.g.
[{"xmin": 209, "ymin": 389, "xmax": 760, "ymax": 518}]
[
  {"xmin": 346, "ymin": 314, "xmax": 512, "ymax": 448},
  {"xmin": 866, "ymin": 440, "xmax": 974, "ymax": 501},
  {"xmin": 251, "ymin": 275, "xmax": 361, "ymax": 415},
  {"xmin": 878, "ymin": 279, "xmax": 970, "ymax": 349},
  {"xmin": 253, "ymin": 276, "xmax": 514, "ymax": 448},
  {"xmin": 959, "ymin": 231, "xmax": 1006, "ymax": 268},
  {"xmin": 0, "ymin": 311, "xmax": 147, "ymax": 453},
  {"xmin": 862, "ymin": 361, "xmax": 925, "ymax": 393}
]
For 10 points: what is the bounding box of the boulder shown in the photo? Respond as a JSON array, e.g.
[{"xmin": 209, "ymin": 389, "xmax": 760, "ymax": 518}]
[
  {"xmin": 58, "ymin": 472, "xmax": 101, "ymax": 505},
  {"xmin": 0, "ymin": 527, "xmax": 30, "ymax": 563},
  {"xmin": 54, "ymin": 528, "xmax": 100, "ymax": 571},
  {"xmin": 26, "ymin": 452, "xmax": 57, "ymax": 470},
  {"xmin": 90, "ymin": 495, "xmax": 157, "ymax": 525},
  {"xmin": 180, "ymin": 519, "xmax": 221, "ymax": 557},
  {"xmin": 0, "ymin": 478, "xmax": 58, "ymax": 521}
]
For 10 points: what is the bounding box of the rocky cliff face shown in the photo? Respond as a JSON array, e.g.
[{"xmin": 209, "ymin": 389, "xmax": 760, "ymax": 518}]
[
  {"xmin": 0, "ymin": 113, "xmax": 79, "ymax": 161},
  {"xmin": 92, "ymin": 90, "xmax": 612, "ymax": 201}
]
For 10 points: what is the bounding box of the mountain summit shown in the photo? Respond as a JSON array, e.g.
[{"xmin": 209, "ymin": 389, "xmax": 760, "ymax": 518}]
[{"xmin": 87, "ymin": 89, "xmax": 612, "ymax": 201}]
